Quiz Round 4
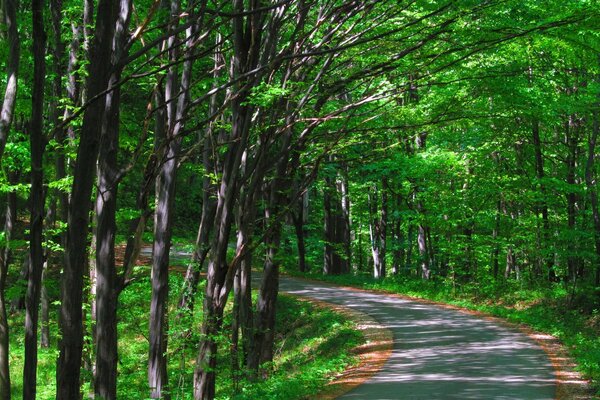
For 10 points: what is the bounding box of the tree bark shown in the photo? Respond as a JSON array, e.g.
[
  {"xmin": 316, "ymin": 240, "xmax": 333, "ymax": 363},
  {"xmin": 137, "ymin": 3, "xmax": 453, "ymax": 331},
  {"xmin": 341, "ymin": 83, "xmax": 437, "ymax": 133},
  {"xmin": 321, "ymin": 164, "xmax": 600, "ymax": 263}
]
[
  {"xmin": 587, "ymin": 102, "xmax": 600, "ymax": 287},
  {"xmin": 292, "ymin": 191, "xmax": 309, "ymax": 272},
  {"xmin": 0, "ymin": 0, "xmax": 20, "ymax": 162},
  {"xmin": 0, "ymin": 176, "xmax": 16, "ymax": 400},
  {"xmin": 532, "ymin": 119, "xmax": 555, "ymax": 281},
  {"xmin": 149, "ymin": 3, "xmax": 196, "ymax": 396},
  {"xmin": 94, "ymin": 2, "xmax": 131, "ymax": 395},
  {"xmin": 324, "ymin": 165, "xmax": 351, "ymax": 275},
  {"xmin": 565, "ymin": 117, "xmax": 578, "ymax": 282},
  {"xmin": 57, "ymin": 1, "xmax": 117, "ymax": 397},
  {"xmin": 369, "ymin": 179, "xmax": 387, "ymax": 279},
  {"xmin": 194, "ymin": 1, "xmax": 262, "ymax": 395},
  {"xmin": 178, "ymin": 41, "xmax": 222, "ymax": 312},
  {"xmin": 23, "ymin": 1, "xmax": 46, "ymax": 397}
]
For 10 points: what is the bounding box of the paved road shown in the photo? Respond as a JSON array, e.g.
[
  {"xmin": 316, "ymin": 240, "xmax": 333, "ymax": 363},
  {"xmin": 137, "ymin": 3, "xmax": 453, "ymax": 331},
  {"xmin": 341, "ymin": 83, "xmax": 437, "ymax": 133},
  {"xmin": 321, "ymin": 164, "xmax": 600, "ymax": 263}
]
[{"xmin": 279, "ymin": 276, "xmax": 556, "ymax": 400}]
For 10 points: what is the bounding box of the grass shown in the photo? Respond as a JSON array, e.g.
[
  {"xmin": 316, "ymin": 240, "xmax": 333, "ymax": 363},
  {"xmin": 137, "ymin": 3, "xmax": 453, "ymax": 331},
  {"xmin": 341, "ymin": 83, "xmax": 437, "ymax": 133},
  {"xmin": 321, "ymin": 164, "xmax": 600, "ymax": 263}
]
[
  {"xmin": 285, "ymin": 269, "xmax": 600, "ymax": 396},
  {"xmin": 8, "ymin": 266, "xmax": 362, "ymax": 399}
]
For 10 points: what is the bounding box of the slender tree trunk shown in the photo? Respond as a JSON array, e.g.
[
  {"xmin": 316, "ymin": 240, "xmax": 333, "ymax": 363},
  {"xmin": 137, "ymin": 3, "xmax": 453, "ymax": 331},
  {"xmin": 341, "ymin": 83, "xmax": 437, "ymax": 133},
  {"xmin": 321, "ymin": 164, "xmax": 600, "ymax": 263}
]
[
  {"xmin": 292, "ymin": 207, "xmax": 307, "ymax": 272},
  {"xmin": 178, "ymin": 69, "xmax": 220, "ymax": 312},
  {"xmin": 323, "ymin": 174, "xmax": 337, "ymax": 274},
  {"xmin": 0, "ymin": 178, "xmax": 16, "ymax": 400},
  {"xmin": 587, "ymin": 104, "xmax": 600, "ymax": 287},
  {"xmin": 195, "ymin": 0, "xmax": 266, "ymax": 395},
  {"xmin": 0, "ymin": 1, "xmax": 18, "ymax": 396},
  {"xmin": 392, "ymin": 195, "xmax": 404, "ymax": 275},
  {"xmin": 418, "ymin": 224, "xmax": 430, "ymax": 279},
  {"xmin": 566, "ymin": 118, "xmax": 578, "ymax": 282},
  {"xmin": 406, "ymin": 224, "xmax": 414, "ymax": 272},
  {"xmin": 93, "ymin": 3, "xmax": 132, "ymax": 397},
  {"xmin": 369, "ymin": 179, "xmax": 387, "ymax": 279},
  {"xmin": 149, "ymin": 3, "xmax": 196, "ymax": 396},
  {"xmin": 252, "ymin": 221, "xmax": 281, "ymax": 376},
  {"xmin": 23, "ymin": 2, "xmax": 46, "ymax": 397},
  {"xmin": 94, "ymin": 60, "xmax": 123, "ymax": 400},
  {"xmin": 57, "ymin": 1, "xmax": 117, "ymax": 397},
  {"xmin": 532, "ymin": 119, "xmax": 555, "ymax": 281},
  {"xmin": 149, "ymin": 136, "xmax": 180, "ymax": 400},
  {"xmin": 324, "ymin": 165, "xmax": 351, "ymax": 275},
  {"xmin": 338, "ymin": 170, "xmax": 351, "ymax": 273},
  {"xmin": 0, "ymin": 0, "xmax": 20, "ymax": 162},
  {"xmin": 492, "ymin": 201, "xmax": 501, "ymax": 279}
]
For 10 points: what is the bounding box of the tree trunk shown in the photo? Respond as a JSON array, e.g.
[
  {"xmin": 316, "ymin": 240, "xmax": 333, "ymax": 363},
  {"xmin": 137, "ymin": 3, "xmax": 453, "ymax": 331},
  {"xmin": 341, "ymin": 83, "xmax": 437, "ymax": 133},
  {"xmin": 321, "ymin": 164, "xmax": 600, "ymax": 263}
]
[
  {"xmin": 149, "ymin": 141, "xmax": 178, "ymax": 399},
  {"xmin": 194, "ymin": 0, "xmax": 266, "ymax": 395},
  {"xmin": 23, "ymin": 1, "xmax": 46, "ymax": 397},
  {"xmin": 0, "ymin": 176, "xmax": 16, "ymax": 400},
  {"xmin": 178, "ymin": 69, "xmax": 220, "ymax": 313},
  {"xmin": 324, "ymin": 166, "xmax": 351, "ymax": 275},
  {"xmin": 323, "ymin": 173, "xmax": 337, "ymax": 274},
  {"xmin": 565, "ymin": 118, "xmax": 578, "ymax": 282},
  {"xmin": 338, "ymin": 170, "xmax": 351, "ymax": 273},
  {"xmin": 149, "ymin": 3, "xmax": 194, "ymax": 396},
  {"xmin": 492, "ymin": 201, "xmax": 501, "ymax": 279},
  {"xmin": 532, "ymin": 119, "xmax": 555, "ymax": 281},
  {"xmin": 392, "ymin": 195, "xmax": 404, "ymax": 275},
  {"xmin": 418, "ymin": 224, "xmax": 430, "ymax": 279},
  {"xmin": 587, "ymin": 103, "xmax": 600, "ymax": 287},
  {"xmin": 0, "ymin": 0, "xmax": 20, "ymax": 162},
  {"xmin": 93, "ymin": 2, "xmax": 132, "ymax": 397},
  {"xmin": 292, "ymin": 209, "xmax": 307, "ymax": 272},
  {"xmin": 57, "ymin": 1, "xmax": 117, "ymax": 397},
  {"xmin": 369, "ymin": 180, "xmax": 387, "ymax": 279}
]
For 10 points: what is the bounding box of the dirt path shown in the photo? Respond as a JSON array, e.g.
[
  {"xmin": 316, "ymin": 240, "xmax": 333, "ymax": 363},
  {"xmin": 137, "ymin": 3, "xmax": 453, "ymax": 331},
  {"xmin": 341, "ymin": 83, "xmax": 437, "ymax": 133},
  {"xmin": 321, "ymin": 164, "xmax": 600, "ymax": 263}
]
[{"xmin": 279, "ymin": 276, "xmax": 562, "ymax": 400}]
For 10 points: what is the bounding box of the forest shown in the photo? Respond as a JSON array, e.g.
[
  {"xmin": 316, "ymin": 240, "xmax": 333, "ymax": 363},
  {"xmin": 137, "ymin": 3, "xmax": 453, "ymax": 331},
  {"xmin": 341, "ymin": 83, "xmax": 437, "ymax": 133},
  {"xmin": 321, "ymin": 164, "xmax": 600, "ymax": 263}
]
[{"xmin": 0, "ymin": 0, "xmax": 599, "ymax": 399}]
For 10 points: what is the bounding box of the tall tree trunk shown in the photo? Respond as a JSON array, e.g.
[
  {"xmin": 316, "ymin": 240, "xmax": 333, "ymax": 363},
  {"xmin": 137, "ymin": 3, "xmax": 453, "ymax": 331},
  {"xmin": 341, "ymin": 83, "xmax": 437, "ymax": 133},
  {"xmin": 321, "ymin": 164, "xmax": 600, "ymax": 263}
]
[
  {"xmin": 369, "ymin": 179, "xmax": 387, "ymax": 279},
  {"xmin": 323, "ymin": 173, "xmax": 337, "ymax": 274},
  {"xmin": 0, "ymin": 0, "xmax": 18, "ymax": 396},
  {"xmin": 0, "ymin": 0, "xmax": 19, "ymax": 162},
  {"xmin": 0, "ymin": 177, "xmax": 16, "ymax": 400},
  {"xmin": 392, "ymin": 195, "xmax": 404, "ymax": 275},
  {"xmin": 566, "ymin": 118, "xmax": 578, "ymax": 282},
  {"xmin": 418, "ymin": 223, "xmax": 430, "ymax": 279},
  {"xmin": 40, "ymin": 263, "xmax": 49, "ymax": 348},
  {"xmin": 149, "ymin": 138, "xmax": 179, "ymax": 400},
  {"xmin": 23, "ymin": 1, "xmax": 46, "ymax": 397},
  {"xmin": 324, "ymin": 165, "xmax": 351, "ymax": 275},
  {"xmin": 492, "ymin": 201, "xmax": 501, "ymax": 279},
  {"xmin": 406, "ymin": 224, "xmax": 414, "ymax": 272},
  {"xmin": 587, "ymin": 102, "xmax": 600, "ymax": 287},
  {"xmin": 338, "ymin": 169, "xmax": 351, "ymax": 273},
  {"xmin": 292, "ymin": 191, "xmax": 308, "ymax": 272},
  {"xmin": 149, "ymin": 3, "xmax": 195, "ymax": 396},
  {"xmin": 194, "ymin": 108, "xmax": 249, "ymax": 400},
  {"xmin": 194, "ymin": 0, "xmax": 267, "ymax": 395},
  {"xmin": 178, "ymin": 47, "xmax": 221, "ymax": 312},
  {"xmin": 57, "ymin": 1, "xmax": 117, "ymax": 397},
  {"xmin": 532, "ymin": 119, "xmax": 555, "ymax": 281},
  {"xmin": 94, "ymin": 0, "xmax": 131, "ymax": 393}
]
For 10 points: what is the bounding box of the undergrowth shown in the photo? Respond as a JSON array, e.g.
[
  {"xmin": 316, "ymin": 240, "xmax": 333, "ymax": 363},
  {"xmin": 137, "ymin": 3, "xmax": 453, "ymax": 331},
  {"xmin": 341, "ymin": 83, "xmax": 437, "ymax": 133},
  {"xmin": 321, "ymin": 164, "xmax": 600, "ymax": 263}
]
[{"xmin": 8, "ymin": 269, "xmax": 361, "ymax": 399}]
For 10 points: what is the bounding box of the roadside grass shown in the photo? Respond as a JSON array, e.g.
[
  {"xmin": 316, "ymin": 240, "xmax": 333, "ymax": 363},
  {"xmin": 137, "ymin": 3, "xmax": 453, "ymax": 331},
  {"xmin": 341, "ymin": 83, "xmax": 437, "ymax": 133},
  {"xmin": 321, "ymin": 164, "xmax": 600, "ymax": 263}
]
[
  {"xmin": 286, "ymin": 270, "xmax": 600, "ymax": 396},
  {"xmin": 8, "ymin": 267, "xmax": 361, "ymax": 399}
]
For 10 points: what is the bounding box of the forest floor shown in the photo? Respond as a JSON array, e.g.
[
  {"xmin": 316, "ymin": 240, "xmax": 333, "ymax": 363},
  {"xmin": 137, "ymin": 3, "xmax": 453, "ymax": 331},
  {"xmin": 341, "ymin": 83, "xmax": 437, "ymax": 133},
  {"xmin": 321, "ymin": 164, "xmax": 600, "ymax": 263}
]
[{"xmin": 278, "ymin": 275, "xmax": 596, "ymax": 399}]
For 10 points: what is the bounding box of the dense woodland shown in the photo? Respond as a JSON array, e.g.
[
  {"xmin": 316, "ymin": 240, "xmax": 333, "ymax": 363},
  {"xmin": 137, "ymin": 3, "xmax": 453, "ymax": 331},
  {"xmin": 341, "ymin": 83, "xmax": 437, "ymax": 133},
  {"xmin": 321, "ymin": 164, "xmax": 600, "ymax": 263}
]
[{"xmin": 0, "ymin": 0, "xmax": 599, "ymax": 399}]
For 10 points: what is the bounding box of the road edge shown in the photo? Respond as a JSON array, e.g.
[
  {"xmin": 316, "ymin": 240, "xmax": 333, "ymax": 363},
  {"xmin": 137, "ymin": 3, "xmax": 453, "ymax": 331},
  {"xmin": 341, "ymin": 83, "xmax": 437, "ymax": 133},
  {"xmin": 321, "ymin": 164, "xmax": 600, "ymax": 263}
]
[
  {"xmin": 283, "ymin": 274, "xmax": 595, "ymax": 400},
  {"xmin": 283, "ymin": 294, "xmax": 394, "ymax": 400}
]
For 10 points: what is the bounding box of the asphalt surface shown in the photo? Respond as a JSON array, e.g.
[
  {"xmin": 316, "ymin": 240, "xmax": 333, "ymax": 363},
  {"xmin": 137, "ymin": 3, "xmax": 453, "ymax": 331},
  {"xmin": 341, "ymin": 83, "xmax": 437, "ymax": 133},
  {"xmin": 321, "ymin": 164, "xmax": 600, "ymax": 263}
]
[{"xmin": 278, "ymin": 276, "xmax": 556, "ymax": 400}]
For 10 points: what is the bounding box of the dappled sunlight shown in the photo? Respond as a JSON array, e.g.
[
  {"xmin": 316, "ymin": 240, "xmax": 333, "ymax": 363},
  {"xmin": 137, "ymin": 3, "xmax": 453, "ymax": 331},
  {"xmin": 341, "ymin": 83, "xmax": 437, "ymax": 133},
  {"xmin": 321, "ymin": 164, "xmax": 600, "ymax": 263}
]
[{"xmin": 278, "ymin": 277, "xmax": 557, "ymax": 399}]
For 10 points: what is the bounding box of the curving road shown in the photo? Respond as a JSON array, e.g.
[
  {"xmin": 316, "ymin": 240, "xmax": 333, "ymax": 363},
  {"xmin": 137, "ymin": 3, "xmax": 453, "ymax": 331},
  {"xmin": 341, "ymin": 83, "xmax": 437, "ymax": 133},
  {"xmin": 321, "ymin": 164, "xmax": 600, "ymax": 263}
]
[{"xmin": 279, "ymin": 276, "xmax": 556, "ymax": 400}]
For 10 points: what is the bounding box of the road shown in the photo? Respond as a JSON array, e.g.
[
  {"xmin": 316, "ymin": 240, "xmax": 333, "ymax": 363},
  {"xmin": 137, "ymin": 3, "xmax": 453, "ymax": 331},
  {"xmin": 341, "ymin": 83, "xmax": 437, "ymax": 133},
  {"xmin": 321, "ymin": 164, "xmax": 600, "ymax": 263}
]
[{"xmin": 279, "ymin": 276, "xmax": 556, "ymax": 400}]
